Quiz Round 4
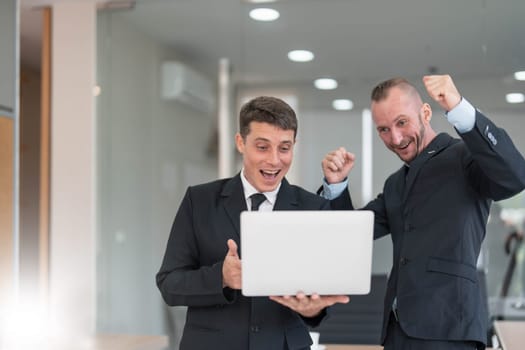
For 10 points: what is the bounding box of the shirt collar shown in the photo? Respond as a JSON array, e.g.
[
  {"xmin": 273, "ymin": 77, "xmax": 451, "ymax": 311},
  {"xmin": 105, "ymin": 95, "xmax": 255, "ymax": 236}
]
[{"xmin": 240, "ymin": 168, "xmax": 280, "ymax": 206}]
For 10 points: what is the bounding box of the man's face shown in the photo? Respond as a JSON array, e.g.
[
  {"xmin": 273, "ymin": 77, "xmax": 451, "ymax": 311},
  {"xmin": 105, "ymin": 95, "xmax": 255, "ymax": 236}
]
[
  {"xmin": 371, "ymin": 87, "xmax": 433, "ymax": 163},
  {"xmin": 236, "ymin": 121, "xmax": 295, "ymax": 192}
]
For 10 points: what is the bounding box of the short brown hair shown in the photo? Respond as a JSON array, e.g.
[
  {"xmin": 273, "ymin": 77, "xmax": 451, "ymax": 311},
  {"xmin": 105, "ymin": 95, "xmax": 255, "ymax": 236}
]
[
  {"xmin": 371, "ymin": 77, "xmax": 419, "ymax": 102},
  {"xmin": 239, "ymin": 96, "xmax": 297, "ymax": 139}
]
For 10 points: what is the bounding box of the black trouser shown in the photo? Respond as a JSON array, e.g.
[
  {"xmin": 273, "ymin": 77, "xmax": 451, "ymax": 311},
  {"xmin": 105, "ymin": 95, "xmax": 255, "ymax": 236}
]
[{"xmin": 383, "ymin": 312, "xmax": 483, "ymax": 350}]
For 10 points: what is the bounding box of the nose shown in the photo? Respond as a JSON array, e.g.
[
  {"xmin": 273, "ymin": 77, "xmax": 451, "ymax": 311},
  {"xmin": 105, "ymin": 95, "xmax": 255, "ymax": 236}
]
[
  {"xmin": 266, "ymin": 149, "xmax": 280, "ymax": 166},
  {"xmin": 390, "ymin": 128, "xmax": 403, "ymax": 146}
]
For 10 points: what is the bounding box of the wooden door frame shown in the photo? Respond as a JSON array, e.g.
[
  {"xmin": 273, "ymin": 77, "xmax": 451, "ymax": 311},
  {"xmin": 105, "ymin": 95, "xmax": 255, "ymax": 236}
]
[
  {"xmin": 0, "ymin": 116, "xmax": 14, "ymax": 306},
  {"xmin": 39, "ymin": 6, "xmax": 51, "ymax": 303}
]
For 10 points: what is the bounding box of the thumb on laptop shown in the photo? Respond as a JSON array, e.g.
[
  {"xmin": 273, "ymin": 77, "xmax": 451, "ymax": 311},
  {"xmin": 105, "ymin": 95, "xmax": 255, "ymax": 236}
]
[{"xmin": 226, "ymin": 239, "xmax": 239, "ymax": 258}]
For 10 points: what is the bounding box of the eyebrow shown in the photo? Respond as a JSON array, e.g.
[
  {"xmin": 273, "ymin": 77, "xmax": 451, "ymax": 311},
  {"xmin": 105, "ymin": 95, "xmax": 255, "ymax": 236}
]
[
  {"xmin": 393, "ymin": 114, "xmax": 408, "ymax": 123},
  {"xmin": 254, "ymin": 137, "xmax": 293, "ymax": 144},
  {"xmin": 377, "ymin": 114, "xmax": 407, "ymax": 128}
]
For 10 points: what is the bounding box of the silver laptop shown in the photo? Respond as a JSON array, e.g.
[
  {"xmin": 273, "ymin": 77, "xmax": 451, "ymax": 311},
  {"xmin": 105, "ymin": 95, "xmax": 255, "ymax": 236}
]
[{"xmin": 240, "ymin": 210, "xmax": 374, "ymax": 296}]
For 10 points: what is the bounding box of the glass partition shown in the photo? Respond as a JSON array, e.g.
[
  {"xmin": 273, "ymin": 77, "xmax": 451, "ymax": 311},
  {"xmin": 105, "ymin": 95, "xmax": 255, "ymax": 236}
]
[{"xmin": 95, "ymin": 0, "xmax": 525, "ymax": 344}]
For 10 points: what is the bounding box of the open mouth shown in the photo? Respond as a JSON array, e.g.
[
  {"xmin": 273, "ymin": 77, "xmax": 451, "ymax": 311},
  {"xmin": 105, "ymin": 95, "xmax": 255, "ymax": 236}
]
[
  {"xmin": 260, "ymin": 169, "xmax": 281, "ymax": 179},
  {"xmin": 397, "ymin": 141, "xmax": 411, "ymax": 151}
]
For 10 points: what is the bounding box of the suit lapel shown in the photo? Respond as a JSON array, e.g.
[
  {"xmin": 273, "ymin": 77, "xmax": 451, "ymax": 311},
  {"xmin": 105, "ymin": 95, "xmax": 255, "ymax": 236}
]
[
  {"xmin": 220, "ymin": 176, "xmax": 297, "ymax": 237},
  {"xmin": 274, "ymin": 178, "xmax": 299, "ymax": 210},
  {"xmin": 402, "ymin": 133, "xmax": 453, "ymax": 203},
  {"xmin": 221, "ymin": 174, "xmax": 247, "ymax": 238}
]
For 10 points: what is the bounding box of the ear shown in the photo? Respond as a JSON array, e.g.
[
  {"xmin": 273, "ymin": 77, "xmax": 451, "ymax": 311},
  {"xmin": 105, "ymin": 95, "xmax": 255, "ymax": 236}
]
[
  {"xmin": 422, "ymin": 103, "xmax": 432, "ymax": 123},
  {"xmin": 235, "ymin": 133, "xmax": 245, "ymax": 154}
]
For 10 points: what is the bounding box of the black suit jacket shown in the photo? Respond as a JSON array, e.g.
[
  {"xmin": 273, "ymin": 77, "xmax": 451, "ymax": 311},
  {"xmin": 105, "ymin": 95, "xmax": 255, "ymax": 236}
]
[
  {"xmin": 157, "ymin": 175, "xmax": 330, "ymax": 350},
  {"xmin": 331, "ymin": 111, "xmax": 525, "ymax": 345}
]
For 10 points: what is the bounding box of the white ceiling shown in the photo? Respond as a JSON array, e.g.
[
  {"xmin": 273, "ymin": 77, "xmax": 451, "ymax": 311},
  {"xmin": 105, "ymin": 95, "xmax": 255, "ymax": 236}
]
[{"xmin": 21, "ymin": 0, "xmax": 525, "ymax": 112}]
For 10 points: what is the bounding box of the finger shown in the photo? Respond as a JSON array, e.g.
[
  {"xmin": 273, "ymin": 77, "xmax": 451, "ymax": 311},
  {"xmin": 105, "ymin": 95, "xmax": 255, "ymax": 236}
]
[
  {"xmin": 334, "ymin": 295, "xmax": 350, "ymax": 303},
  {"xmin": 329, "ymin": 157, "xmax": 344, "ymax": 171},
  {"xmin": 423, "ymin": 76, "xmax": 440, "ymax": 100},
  {"xmin": 322, "ymin": 295, "xmax": 350, "ymax": 306},
  {"xmin": 422, "ymin": 75, "xmax": 441, "ymax": 89},
  {"xmin": 295, "ymin": 292, "xmax": 307, "ymax": 301},
  {"xmin": 310, "ymin": 293, "xmax": 321, "ymax": 301},
  {"xmin": 325, "ymin": 148, "xmax": 347, "ymax": 163},
  {"xmin": 345, "ymin": 152, "xmax": 356, "ymax": 163},
  {"xmin": 324, "ymin": 158, "xmax": 343, "ymax": 172},
  {"xmin": 423, "ymin": 75, "xmax": 460, "ymax": 110},
  {"xmin": 322, "ymin": 155, "xmax": 334, "ymax": 169},
  {"xmin": 226, "ymin": 239, "xmax": 239, "ymax": 258},
  {"xmin": 338, "ymin": 149, "xmax": 355, "ymax": 164},
  {"xmin": 424, "ymin": 75, "xmax": 451, "ymax": 96},
  {"xmin": 269, "ymin": 296, "xmax": 283, "ymax": 304},
  {"xmin": 331, "ymin": 150, "xmax": 352, "ymax": 169},
  {"xmin": 422, "ymin": 75, "xmax": 442, "ymax": 94},
  {"xmin": 334, "ymin": 148, "xmax": 349, "ymax": 162},
  {"xmin": 343, "ymin": 154, "xmax": 356, "ymax": 172},
  {"xmin": 422, "ymin": 74, "xmax": 438, "ymax": 83}
]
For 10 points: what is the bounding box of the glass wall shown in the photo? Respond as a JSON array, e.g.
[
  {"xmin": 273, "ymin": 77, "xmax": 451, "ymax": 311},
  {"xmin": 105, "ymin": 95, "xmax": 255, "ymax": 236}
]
[
  {"xmin": 96, "ymin": 9, "xmax": 219, "ymax": 334},
  {"xmin": 95, "ymin": 0, "xmax": 525, "ymax": 344}
]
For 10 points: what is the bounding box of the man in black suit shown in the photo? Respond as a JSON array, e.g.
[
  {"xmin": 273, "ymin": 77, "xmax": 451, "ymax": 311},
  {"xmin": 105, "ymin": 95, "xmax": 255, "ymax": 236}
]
[
  {"xmin": 157, "ymin": 96, "xmax": 349, "ymax": 350},
  {"xmin": 322, "ymin": 75, "xmax": 525, "ymax": 349}
]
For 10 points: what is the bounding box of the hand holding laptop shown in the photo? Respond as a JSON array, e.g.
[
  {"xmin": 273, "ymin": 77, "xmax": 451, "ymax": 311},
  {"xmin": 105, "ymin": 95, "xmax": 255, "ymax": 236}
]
[
  {"xmin": 222, "ymin": 238, "xmax": 349, "ymax": 318},
  {"xmin": 222, "ymin": 235, "xmax": 351, "ymax": 318},
  {"xmin": 223, "ymin": 234, "xmax": 339, "ymax": 295},
  {"xmin": 222, "ymin": 239, "xmax": 242, "ymax": 289},
  {"xmin": 270, "ymin": 292, "xmax": 350, "ymax": 318}
]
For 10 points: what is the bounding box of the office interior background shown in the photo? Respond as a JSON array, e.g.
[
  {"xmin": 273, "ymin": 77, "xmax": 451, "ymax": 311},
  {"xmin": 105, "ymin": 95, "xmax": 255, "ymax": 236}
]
[{"xmin": 1, "ymin": 0, "xmax": 525, "ymax": 347}]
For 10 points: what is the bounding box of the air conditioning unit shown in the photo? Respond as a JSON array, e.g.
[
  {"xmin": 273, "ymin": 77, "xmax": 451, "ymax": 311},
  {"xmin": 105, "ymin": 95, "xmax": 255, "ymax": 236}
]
[{"xmin": 161, "ymin": 61, "xmax": 216, "ymax": 114}]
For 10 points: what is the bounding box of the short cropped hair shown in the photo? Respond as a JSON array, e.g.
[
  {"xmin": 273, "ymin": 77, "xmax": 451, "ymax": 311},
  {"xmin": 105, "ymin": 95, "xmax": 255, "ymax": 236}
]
[
  {"xmin": 371, "ymin": 77, "xmax": 419, "ymax": 102},
  {"xmin": 239, "ymin": 96, "xmax": 297, "ymax": 139}
]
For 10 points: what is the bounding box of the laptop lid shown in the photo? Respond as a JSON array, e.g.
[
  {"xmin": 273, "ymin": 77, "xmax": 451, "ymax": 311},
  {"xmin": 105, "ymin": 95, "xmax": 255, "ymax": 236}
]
[{"xmin": 240, "ymin": 210, "xmax": 374, "ymax": 296}]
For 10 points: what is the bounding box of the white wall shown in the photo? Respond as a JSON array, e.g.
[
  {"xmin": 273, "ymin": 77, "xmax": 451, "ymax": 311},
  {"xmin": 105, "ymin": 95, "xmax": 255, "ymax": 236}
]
[{"xmin": 96, "ymin": 12, "xmax": 217, "ymax": 335}]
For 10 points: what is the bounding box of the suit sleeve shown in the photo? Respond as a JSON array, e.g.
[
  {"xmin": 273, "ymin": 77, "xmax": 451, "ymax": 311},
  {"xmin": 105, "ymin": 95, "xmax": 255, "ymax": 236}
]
[
  {"xmin": 156, "ymin": 188, "xmax": 235, "ymax": 307},
  {"xmin": 460, "ymin": 111, "xmax": 525, "ymax": 200},
  {"xmin": 328, "ymin": 186, "xmax": 354, "ymax": 210},
  {"xmin": 329, "ymin": 186, "xmax": 391, "ymax": 240}
]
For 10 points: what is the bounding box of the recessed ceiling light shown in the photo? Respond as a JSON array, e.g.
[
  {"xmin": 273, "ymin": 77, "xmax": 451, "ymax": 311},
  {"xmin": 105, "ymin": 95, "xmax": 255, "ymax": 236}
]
[
  {"xmin": 246, "ymin": 0, "xmax": 278, "ymax": 3},
  {"xmin": 514, "ymin": 71, "xmax": 525, "ymax": 81},
  {"xmin": 505, "ymin": 93, "xmax": 525, "ymax": 104},
  {"xmin": 332, "ymin": 99, "xmax": 354, "ymax": 111},
  {"xmin": 249, "ymin": 8, "xmax": 280, "ymax": 21},
  {"xmin": 314, "ymin": 78, "xmax": 338, "ymax": 90},
  {"xmin": 287, "ymin": 50, "xmax": 314, "ymax": 62}
]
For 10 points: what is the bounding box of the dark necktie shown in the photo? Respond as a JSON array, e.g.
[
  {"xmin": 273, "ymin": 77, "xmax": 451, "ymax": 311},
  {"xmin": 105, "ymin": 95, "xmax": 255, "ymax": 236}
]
[{"xmin": 250, "ymin": 193, "xmax": 267, "ymax": 211}]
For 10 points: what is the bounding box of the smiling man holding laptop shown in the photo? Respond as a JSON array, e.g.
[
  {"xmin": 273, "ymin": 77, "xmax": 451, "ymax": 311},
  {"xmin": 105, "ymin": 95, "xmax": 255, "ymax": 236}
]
[{"xmin": 156, "ymin": 96, "xmax": 354, "ymax": 350}]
